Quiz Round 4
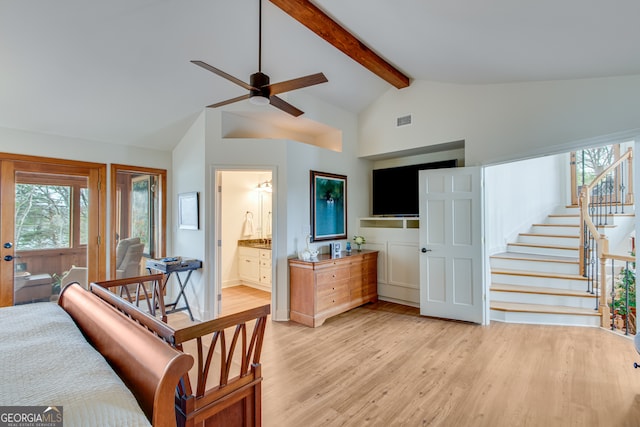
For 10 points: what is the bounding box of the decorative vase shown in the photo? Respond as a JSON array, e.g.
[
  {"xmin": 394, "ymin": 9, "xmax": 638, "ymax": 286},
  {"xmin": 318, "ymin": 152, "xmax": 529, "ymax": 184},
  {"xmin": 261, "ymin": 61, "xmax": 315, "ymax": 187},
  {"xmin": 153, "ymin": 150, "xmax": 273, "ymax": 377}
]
[{"xmin": 356, "ymin": 244, "xmax": 361, "ymax": 251}]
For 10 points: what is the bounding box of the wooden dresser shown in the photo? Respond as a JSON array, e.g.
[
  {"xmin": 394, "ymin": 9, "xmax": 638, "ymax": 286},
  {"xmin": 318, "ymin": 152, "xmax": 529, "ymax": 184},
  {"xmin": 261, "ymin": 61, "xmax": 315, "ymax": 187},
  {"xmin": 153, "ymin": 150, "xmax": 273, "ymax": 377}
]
[{"xmin": 289, "ymin": 250, "xmax": 378, "ymax": 327}]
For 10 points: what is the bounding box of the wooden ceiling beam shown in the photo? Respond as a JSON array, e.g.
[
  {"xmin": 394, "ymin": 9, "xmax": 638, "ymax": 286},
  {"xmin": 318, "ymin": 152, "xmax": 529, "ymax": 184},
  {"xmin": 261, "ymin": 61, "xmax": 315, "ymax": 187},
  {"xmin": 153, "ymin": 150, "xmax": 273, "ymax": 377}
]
[{"xmin": 269, "ymin": 0, "xmax": 410, "ymax": 89}]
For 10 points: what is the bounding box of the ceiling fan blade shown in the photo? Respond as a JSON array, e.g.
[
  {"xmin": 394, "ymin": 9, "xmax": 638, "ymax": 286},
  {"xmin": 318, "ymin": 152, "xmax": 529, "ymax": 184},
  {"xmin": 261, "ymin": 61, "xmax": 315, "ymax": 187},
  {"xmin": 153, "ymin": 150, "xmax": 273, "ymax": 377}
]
[
  {"xmin": 191, "ymin": 60, "xmax": 256, "ymax": 91},
  {"xmin": 269, "ymin": 95, "xmax": 304, "ymax": 117},
  {"xmin": 267, "ymin": 73, "xmax": 328, "ymax": 95},
  {"xmin": 207, "ymin": 94, "xmax": 250, "ymax": 109}
]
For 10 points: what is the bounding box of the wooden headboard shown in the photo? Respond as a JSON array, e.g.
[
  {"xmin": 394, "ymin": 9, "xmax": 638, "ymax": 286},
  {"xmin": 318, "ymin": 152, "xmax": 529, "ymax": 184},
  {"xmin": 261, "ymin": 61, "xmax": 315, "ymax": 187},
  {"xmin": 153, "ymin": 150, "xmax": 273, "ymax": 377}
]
[{"xmin": 58, "ymin": 283, "xmax": 194, "ymax": 427}]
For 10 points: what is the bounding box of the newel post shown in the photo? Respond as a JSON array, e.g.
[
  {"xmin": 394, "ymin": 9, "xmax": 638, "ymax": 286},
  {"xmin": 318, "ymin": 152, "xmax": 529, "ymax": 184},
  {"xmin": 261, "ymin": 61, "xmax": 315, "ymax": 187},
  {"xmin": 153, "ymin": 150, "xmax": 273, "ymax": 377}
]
[{"xmin": 598, "ymin": 238, "xmax": 610, "ymax": 328}]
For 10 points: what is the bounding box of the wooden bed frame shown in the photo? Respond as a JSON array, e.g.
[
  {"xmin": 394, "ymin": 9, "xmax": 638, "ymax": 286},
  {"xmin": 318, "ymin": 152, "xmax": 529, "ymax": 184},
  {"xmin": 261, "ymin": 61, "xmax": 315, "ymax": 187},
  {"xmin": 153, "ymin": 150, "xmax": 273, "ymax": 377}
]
[
  {"xmin": 88, "ymin": 276, "xmax": 271, "ymax": 427},
  {"xmin": 58, "ymin": 283, "xmax": 194, "ymax": 427}
]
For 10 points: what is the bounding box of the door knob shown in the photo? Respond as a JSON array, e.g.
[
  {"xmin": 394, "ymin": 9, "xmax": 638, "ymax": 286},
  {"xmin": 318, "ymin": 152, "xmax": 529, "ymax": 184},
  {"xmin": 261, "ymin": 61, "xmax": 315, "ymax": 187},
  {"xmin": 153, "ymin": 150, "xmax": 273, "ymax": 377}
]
[
  {"xmin": 4, "ymin": 255, "xmax": 13, "ymax": 261},
  {"xmin": 421, "ymin": 248, "xmax": 432, "ymax": 253},
  {"xmin": 3, "ymin": 242, "xmax": 12, "ymax": 249}
]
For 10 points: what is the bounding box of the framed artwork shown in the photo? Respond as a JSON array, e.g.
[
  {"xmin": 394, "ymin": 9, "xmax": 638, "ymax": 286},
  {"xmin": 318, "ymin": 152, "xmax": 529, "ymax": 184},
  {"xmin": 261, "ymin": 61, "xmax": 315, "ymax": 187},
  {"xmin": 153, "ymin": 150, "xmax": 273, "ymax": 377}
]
[
  {"xmin": 178, "ymin": 192, "xmax": 199, "ymax": 230},
  {"xmin": 310, "ymin": 170, "xmax": 347, "ymax": 241}
]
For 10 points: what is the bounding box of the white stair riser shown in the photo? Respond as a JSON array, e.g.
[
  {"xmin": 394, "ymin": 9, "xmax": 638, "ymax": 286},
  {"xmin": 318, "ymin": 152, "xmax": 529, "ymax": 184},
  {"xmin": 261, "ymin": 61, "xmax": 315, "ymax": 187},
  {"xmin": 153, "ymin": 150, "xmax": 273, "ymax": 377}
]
[
  {"xmin": 507, "ymin": 244, "xmax": 579, "ymax": 258},
  {"xmin": 490, "ymin": 310, "xmax": 600, "ymax": 327},
  {"xmin": 491, "ymin": 290, "xmax": 598, "ymax": 309},
  {"xmin": 492, "ymin": 272, "xmax": 588, "ymax": 291},
  {"xmin": 555, "ymin": 207, "xmax": 580, "ymax": 215},
  {"xmin": 518, "ymin": 234, "xmax": 579, "ymax": 246},
  {"xmin": 546, "ymin": 216, "xmax": 580, "ymax": 225},
  {"xmin": 530, "ymin": 225, "xmax": 580, "ymax": 235},
  {"xmin": 490, "ymin": 258, "xmax": 579, "ymax": 275}
]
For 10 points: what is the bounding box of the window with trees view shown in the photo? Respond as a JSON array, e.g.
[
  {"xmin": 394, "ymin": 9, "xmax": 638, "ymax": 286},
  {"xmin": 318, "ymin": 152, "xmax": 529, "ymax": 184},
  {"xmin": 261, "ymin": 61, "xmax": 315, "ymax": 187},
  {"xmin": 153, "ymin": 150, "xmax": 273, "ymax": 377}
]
[{"xmin": 15, "ymin": 180, "xmax": 88, "ymax": 250}]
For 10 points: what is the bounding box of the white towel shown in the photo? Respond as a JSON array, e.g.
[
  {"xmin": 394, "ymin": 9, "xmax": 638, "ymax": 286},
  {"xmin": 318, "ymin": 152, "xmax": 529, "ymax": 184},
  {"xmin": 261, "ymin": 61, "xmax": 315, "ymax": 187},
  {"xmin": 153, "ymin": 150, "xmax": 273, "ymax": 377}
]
[
  {"xmin": 243, "ymin": 212, "xmax": 254, "ymax": 237},
  {"xmin": 265, "ymin": 211, "xmax": 272, "ymax": 236}
]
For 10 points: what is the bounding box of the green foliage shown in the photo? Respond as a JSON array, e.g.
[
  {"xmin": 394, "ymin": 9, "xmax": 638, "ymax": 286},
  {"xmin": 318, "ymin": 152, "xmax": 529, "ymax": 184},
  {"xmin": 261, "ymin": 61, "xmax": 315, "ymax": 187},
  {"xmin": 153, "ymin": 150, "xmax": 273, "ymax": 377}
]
[{"xmin": 613, "ymin": 259, "xmax": 635, "ymax": 318}]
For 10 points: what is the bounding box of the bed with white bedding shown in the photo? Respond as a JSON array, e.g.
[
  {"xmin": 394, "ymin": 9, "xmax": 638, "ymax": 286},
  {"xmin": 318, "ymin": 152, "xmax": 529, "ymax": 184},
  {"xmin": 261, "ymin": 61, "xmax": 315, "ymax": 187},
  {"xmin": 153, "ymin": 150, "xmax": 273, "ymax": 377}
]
[
  {"xmin": 0, "ymin": 284, "xmax": 193, "ymax": 427},
  {"xmin": 0, "ymin": 302, "xmax": 151, "ymax": 426}
]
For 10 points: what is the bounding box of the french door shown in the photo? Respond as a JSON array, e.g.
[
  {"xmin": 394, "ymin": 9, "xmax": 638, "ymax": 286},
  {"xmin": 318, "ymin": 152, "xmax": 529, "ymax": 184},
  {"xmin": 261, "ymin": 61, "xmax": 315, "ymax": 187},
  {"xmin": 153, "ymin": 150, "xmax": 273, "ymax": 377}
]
[{"xmin": 0, "ymin": 155, "xmax": 106, "ymax": 306}]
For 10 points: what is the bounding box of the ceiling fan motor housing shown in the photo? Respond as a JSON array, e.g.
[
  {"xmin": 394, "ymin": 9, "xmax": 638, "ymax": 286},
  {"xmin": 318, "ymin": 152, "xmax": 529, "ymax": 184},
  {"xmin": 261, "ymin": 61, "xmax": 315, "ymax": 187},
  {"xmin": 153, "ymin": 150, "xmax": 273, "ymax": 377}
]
[{"xmin": 250, "ymin": 72, "xmax": 270, "ymax": 98}]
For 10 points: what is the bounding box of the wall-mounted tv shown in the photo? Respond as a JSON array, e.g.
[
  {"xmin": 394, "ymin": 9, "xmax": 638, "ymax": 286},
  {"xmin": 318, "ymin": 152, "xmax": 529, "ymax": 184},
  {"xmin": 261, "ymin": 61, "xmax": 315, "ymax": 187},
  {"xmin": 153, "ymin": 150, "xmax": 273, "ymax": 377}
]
[{"xmin": 372, "ymin": 159, "xmax": 458, "ymax": 217}]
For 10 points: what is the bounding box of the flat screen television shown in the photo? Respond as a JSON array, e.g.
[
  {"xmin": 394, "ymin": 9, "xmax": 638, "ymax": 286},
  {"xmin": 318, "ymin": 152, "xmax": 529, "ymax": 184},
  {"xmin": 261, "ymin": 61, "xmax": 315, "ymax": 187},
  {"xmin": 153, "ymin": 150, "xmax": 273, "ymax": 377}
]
[{"xmin": 372, "ymin": 159, "xmax": 458, "ymax": 217}]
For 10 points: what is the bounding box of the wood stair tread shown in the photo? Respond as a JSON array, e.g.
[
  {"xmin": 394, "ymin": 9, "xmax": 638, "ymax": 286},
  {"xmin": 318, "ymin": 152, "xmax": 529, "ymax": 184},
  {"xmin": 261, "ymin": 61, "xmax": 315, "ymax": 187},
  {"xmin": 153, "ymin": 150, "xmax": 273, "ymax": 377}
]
[
  {"xmin": 508, "ymin": 242, "xmax": 578, "ymax": 251},
  {"xmin": 492, "ymin": 268, "xmax": 587, "ymax": 281},
  {"xmin": 490, "ymin": 252, "xmax": 578, "ymax": 264},
  {"xmin": 490, "ymin": 301, "xmax": 601, "ymax": 316},
  {"xmin": 519, "ymin": 233, "xmax": 579, "ymax": 238},
  {"xmin": 532, "ymin": 223, "xmax": 580, "ymax": 227},
  {"xmin": 491, "ymin": 283, "xmax": 597, "ymax": 298}
]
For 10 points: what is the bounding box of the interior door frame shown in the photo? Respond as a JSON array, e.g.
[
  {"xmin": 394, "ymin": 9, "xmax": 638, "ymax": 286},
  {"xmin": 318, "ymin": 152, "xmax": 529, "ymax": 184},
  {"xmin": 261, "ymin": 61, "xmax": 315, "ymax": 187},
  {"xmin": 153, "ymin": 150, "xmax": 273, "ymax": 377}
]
[
  {"xmin": 0, "ymin": 153, "xmax": 106, "ymax": 306},
  {"xmin": 211, "ymin": 165, "xmax": 276, "ymax": 319}
]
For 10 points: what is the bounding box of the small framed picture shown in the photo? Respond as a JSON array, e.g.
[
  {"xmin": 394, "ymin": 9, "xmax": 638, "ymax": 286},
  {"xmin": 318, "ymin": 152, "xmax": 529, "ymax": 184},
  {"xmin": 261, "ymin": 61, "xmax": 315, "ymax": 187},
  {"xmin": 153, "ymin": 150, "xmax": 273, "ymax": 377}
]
[
  {"xmin": 178, "ymin": 192, "xmax": 199, "ymax": 230},
  {"xmin": 331, "ymin": 242, "xmax": 342, "ymax": 258}
]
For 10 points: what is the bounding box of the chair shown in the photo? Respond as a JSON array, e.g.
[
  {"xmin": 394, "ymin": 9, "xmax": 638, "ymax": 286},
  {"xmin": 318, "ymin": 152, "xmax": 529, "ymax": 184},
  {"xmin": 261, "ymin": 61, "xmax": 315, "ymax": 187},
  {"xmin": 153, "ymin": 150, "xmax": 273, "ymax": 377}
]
[
  {"xmin": 115, "ymin": 237, "xmax": 145, "ymax": 279},
  {"xmin": 60, "ymin": 237, "xmax": 145, "ymax": 289},
  {"xmin": 61, "ymin": 266, "xmax": 88, "ymax": 289}
]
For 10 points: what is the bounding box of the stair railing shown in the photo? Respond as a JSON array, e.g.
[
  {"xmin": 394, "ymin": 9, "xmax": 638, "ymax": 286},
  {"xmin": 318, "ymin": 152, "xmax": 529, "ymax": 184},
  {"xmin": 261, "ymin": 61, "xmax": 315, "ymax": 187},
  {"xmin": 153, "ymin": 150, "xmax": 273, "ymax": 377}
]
[
  {"xmin": 606, "ymin": 254, "xmax": 636, "ymax": 335},
  {"xmin": 578, "ymin": 147, "xmax": 634, "ymax": 328}
]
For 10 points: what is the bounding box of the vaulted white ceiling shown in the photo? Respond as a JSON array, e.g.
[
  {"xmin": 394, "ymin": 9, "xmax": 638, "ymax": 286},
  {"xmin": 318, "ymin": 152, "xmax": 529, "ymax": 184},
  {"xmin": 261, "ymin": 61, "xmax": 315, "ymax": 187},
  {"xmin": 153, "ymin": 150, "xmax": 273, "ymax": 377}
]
[{"xmin": 1, "ymin": 0, "xmax": 639, "ymax": 151}]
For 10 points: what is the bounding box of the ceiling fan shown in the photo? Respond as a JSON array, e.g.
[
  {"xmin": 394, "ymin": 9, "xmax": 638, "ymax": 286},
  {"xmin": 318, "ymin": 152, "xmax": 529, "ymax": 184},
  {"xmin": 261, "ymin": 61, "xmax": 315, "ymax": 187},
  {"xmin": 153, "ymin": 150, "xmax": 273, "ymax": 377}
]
[{"xmin": 192, "ymin": 0, "xmax": 328, "ymax": 117}]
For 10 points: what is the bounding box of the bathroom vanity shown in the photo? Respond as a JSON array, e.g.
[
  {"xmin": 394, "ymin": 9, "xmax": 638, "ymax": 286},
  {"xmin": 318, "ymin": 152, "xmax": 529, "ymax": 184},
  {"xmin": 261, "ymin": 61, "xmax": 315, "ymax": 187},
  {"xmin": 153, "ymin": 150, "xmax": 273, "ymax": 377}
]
[
  {"xmin": 289, "ymin": 250, "xmax": 378, "ymax": 327},
  {"xmin": 238, "ymin": 240, "xmax": 272, "ymax": 291}
]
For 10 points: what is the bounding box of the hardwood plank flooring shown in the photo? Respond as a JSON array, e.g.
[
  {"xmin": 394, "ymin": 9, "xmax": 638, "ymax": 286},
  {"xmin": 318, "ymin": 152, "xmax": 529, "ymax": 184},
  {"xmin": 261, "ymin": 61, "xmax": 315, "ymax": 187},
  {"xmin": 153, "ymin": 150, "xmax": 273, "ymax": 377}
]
[{"xmin": 169, "ymin": 288, "xmax": 640, "ymax": 426}]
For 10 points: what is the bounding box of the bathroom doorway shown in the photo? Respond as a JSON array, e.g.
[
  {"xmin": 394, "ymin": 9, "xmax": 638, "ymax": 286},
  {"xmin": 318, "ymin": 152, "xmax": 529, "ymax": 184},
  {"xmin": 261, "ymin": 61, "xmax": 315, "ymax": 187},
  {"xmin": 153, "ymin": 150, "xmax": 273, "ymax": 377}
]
[{"xmin": 215, "ymin": 168, "xmax": 274, "ymax": 316}]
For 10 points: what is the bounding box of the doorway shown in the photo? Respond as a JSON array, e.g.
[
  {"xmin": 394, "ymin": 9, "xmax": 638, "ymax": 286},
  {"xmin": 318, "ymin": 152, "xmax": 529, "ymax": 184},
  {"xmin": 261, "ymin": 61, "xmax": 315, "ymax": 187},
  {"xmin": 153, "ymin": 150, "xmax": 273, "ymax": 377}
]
[
  {"xmin": 215, "ymin": 168, "xmax": 274, "ymax": 316},
  {"xmin": 0, "ymin": 155, "xmax": 106, "ymax": 306},
  {"xmin": 110, "ymin": 164, "xmax": 167, "ymax": 280}
]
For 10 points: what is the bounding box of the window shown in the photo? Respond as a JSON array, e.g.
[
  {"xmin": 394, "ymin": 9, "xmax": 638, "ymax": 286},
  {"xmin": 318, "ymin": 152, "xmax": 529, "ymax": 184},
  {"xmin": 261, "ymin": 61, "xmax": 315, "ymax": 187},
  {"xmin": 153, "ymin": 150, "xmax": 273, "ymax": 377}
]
[{"xmin": 15, "ymin": 183, "xmax": 72, "ymax": 250}]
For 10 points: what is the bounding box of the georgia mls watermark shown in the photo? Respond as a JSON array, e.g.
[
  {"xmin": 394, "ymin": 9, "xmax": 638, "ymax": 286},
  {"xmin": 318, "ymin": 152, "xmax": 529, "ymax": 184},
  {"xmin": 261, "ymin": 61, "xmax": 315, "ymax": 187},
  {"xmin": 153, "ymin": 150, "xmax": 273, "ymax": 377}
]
[{"xmin": 0, "ymin": 406, "xmax": 63, "ymax": 427}]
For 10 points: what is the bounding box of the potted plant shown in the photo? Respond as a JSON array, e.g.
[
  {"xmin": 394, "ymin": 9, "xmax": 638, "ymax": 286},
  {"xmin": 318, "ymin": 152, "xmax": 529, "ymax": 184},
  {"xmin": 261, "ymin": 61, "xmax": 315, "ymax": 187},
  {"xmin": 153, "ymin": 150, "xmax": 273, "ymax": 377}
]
[
  {"xmin": 613, "ymin": 262, "xmax": 636, "ymax": 334},
  {"xmin": 353, "ymin": 235, "xmax": 366, "ymax": 251}
]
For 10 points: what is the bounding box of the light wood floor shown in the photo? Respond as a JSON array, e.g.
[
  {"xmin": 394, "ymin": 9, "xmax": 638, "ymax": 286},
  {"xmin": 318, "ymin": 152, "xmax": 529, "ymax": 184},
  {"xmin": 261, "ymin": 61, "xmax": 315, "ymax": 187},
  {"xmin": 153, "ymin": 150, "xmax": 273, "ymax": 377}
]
[{"xmin": 170, "ymin": 287, "xmax": 640, "ymax": 427}]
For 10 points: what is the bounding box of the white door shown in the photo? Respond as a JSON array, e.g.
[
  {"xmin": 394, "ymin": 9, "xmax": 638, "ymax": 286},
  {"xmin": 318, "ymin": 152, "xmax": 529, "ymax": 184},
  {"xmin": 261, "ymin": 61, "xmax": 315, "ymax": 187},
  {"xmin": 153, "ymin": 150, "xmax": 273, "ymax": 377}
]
[{"xmin": 419, "ymin": 167, "xmax": 484, "ymax": 324}]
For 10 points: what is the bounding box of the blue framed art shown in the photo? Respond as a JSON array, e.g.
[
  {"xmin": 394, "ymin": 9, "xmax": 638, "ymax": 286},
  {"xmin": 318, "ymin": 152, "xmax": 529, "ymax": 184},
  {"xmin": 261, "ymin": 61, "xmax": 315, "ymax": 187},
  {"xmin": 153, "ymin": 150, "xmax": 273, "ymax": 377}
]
[{"xmin": 310, "ymin": 170, "xmax": 347, "ymax": 242}]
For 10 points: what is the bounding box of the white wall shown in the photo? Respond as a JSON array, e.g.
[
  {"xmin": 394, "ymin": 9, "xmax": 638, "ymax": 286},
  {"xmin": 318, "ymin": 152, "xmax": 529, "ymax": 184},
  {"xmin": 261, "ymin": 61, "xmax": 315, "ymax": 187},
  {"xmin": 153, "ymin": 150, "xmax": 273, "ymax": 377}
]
[
  {"xmin": 484, "ymin": 153, "xmax": 567, "ymax": 255},
  {"xmin": 0, "ymin": 127, "xmax": 171, "ymax": 167},
  {"xmin": 360, "ymin": 75, "xmax": 640, "ymax": 165},
  {"xmin": 171, "ymin": 113, "xmax": 207, "ymax": 317},
  {"xmin": 193, "ymin": 94, "xmax": 365, "ymax": 321}
]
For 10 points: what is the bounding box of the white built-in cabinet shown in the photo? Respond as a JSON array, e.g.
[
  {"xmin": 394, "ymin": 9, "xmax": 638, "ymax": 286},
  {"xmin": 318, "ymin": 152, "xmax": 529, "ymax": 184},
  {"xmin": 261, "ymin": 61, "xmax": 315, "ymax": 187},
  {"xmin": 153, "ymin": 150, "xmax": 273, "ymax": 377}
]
[
  {"xmin": 238, "ymin": 246, "xmax": 272, "ymax": 291},
  {"xmin": 358, "ymin": 218, "xmax": 420, "ymax": 307}
]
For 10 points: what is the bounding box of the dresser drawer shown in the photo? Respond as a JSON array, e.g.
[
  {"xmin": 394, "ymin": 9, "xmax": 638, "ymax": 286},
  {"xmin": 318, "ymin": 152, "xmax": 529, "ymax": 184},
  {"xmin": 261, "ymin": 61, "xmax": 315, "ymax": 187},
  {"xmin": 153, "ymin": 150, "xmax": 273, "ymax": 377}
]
[
  {"xmin": 317, "ymin": 279, "xmax": 349, "ymax": 297},
  {"xmin": 317, "ymin": 286, "xmax": 350, "ymax": 311},
  {"xmin": 316, "ymin": 267, "xmax": 350, "ymax": 284}
]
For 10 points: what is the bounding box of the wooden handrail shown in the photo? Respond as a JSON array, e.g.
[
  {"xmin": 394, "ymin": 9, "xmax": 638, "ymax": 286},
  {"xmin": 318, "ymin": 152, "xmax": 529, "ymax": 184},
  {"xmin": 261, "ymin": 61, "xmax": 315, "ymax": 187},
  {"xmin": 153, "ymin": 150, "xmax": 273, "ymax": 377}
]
[
  {"xmin": 585, "ymin": 148, "xmax": 633, "ymax": 193},
  {"xmin": 602, "ymin": 253, "xmax": 635, "ymax": 264}
]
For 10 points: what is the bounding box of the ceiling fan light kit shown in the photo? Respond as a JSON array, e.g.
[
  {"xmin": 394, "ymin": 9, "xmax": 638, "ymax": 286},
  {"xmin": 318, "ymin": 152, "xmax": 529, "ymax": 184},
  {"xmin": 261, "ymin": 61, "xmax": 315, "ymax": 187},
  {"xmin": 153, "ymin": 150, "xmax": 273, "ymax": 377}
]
[{"xmin": 192, "ymin": 0, "xmax": 327, "ymax": 117}]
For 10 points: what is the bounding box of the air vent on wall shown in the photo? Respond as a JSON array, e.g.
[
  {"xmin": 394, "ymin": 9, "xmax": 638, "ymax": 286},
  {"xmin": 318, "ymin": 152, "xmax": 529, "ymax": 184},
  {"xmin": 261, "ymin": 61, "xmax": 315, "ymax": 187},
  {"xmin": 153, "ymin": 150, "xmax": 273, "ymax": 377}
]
[{"xmin": 396, "ymin": 114, "xmax": 412, "ymax": 127}]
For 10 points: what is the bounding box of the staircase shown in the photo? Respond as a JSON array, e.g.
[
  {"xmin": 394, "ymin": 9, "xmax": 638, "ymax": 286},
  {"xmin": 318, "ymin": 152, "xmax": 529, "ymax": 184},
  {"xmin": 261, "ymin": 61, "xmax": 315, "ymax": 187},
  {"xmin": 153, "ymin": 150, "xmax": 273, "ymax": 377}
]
[{"xmin": 490, "ymin": 205, "xmax": 635, "ymax": 327}]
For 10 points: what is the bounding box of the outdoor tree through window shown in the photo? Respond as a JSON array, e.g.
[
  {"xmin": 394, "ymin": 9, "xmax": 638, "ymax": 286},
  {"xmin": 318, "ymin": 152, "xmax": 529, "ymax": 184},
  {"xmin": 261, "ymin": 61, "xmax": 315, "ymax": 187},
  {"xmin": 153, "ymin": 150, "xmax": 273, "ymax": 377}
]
[{"xmin": 15, "ymin": 184, "xmax": 72, "ymax": 250}]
